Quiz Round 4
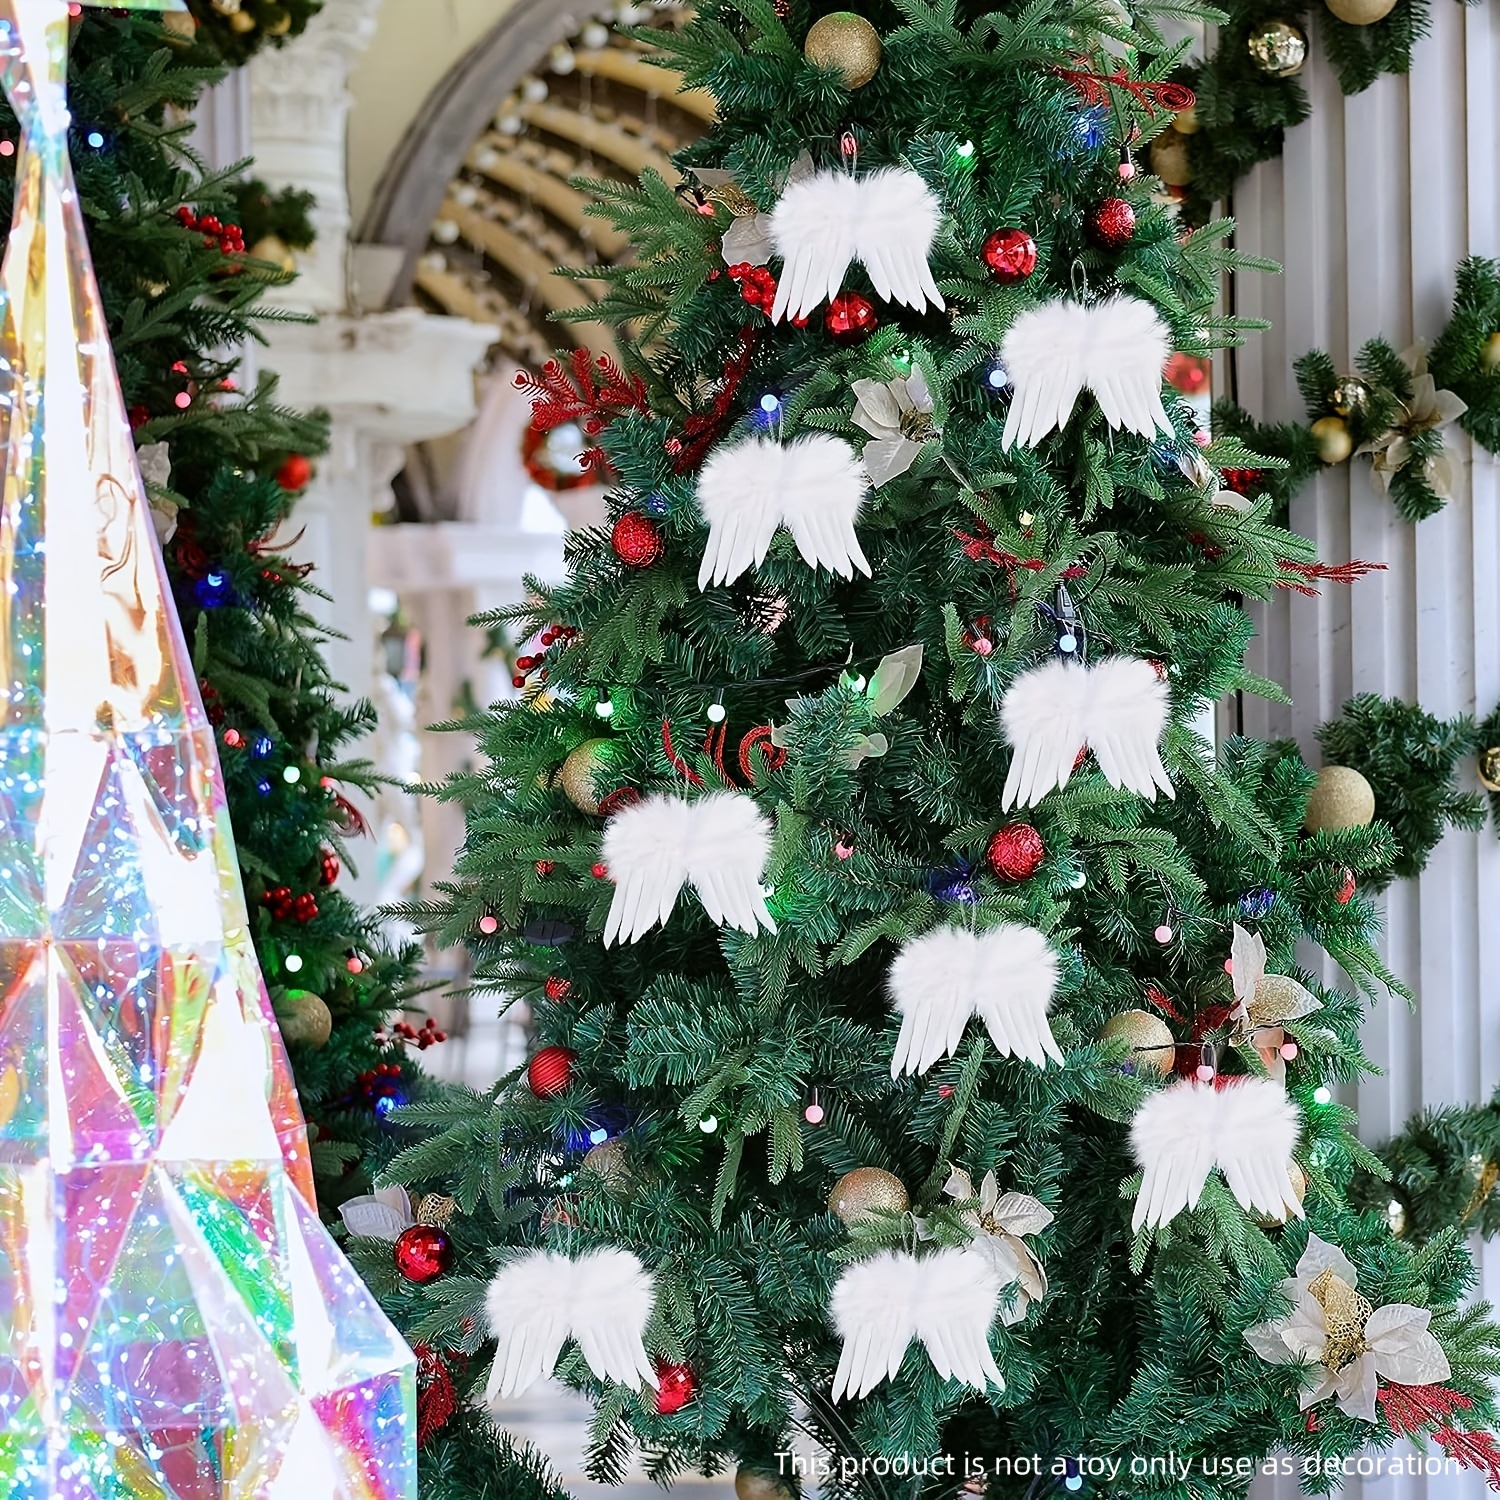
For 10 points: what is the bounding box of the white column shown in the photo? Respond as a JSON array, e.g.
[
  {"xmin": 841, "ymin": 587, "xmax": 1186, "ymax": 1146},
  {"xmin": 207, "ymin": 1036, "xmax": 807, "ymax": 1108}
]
[
  {"xmin": 246, "ymin": 0, "xmax": 497, "ymax": 906},
  {"xmin": 1233, "ymin": 4, "xmax": 1500, "ymax": 1497}
]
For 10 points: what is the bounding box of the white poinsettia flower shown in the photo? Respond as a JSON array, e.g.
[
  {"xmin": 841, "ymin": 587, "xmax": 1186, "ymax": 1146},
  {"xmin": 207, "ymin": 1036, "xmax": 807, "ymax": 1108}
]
[
  {"xmin": 1357, "ymin": 345, "xmax": 1468, "ymax": 495},
  {"xmin": 1244, "ymin": 1233, "xmax": 1451, "ymax": 1422},
  {"xmin": 851, "ymin": 368, "xmax": 938, "ymax": 487},
  {"xmin": 338, "ymin": 1183, "xmax": 416, "ymax": 1242},
  {"xmin": 941, "ymin": 1166, "xmax": 1054, "ymax": 1324},
  {"xmin": 708, "ymin": 151, "xmax": 815, "ymax": 268},
  {"xmin": 1228, "ymin": 923, "xmax": 1320, "ymax": 1080}
]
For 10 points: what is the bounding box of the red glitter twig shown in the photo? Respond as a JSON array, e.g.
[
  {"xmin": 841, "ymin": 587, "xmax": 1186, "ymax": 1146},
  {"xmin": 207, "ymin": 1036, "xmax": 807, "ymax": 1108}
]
[
  {"xmin": 1056, "ymin": 65, "xmax": 1195, "ymax": 115},
  {"xmin": 1277, "ymin": 558, "xmax": 1387, "ymax": 596},
  {"xmin": 414, "ymin": 1344, "xmax": 458, "ymax": 1446},
  {"xmin": 661, "ymin": 716, "xmax": 706, "ymax": 787},
  {"xmin": 671, "ymin": 328, "xmax": 758, "ymax": 474},
  {"xmin": 514, "ymin": 349, "xmax": 650, "ymax": 479}
]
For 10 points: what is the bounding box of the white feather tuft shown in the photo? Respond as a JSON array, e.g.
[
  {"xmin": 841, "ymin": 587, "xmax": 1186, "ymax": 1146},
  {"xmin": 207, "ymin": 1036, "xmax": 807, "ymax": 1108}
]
[
  {"xmin": 1001, "ymin": 296, "xmax": 1173, "ymax": 448},
  {"xmin": 769, "ymin": 167, "xmax": 944, "ymax": 323},
  {"xmin": 1000, "ymin": 656, "xmax": 1174, "ymax": 809},
  {"xmin": 601, "ymin": 792, "xmax": 776, "ymax": 945},
  {"xmin": 830, "ymin": 1248, "xmax": 1005, "ymax": 1401},
  {"xmin": 889, "ymin": 925, "xmax": 1061, "ymax": 1077},
  {"xmin": 695, "ymin": 434, "xmax": 869, "ymax": 589},
  {"xmin": 1130, "ymin": 1078, "xmax": 1304, "ymax": 1233},
  {"xmin": 485, "ymin": 1248, "xmax": 658, "ymax": 1402}
]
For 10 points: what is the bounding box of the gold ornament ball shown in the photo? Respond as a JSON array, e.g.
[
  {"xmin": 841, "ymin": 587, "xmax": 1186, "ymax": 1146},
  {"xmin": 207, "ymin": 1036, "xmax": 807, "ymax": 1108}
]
[
  {"xmin": 557, "ymin": 738, "xmax": 619, "ymax": 815},
  {"xmin": 1330, "ymin": 374, "xmax": 1372, "ymax": 419},
  {"xmin": 266, "ymin": 8, "xmax": 295, "ymax": 34},
  {"xmin": 1173, "ymin": 104, "xmax": 1200, "ymax": 136},
  {"xmin": 250, "ymin": 235, "xmax": 297, "ymax": 274},
  {"xmin": 162, "ymin": 10, "xmax": 198, "ymax": 37},
  {"xmin": 1304, "ymin": 765, "xmax": 1377, "ymax": 833},
  {"xmin": 1148, "ymin": 127, "xmax": 1194, "ymax": 187},
  {"xmin": 1098, "ymin": 1009, "xmax": 1176, "ymax": 1076},
  {"xmin": 1478, "ymin": 746, "xmax": 1500, "ymax": 793},
  {"xmin": 803, "ymin": 13, "xmax": 883, "ymax": 89},
  {"xmin": 1325, "ymin": 0, "xmax": 1397, "ymax": 22},
  {"xmin": 582, "ymin": 1138, "xmax": 633, "ymax": 1196},
  {"xmin": 277, "ymin": 989, "xmax": 332, "ymax": 1049},
  {"xmin": 1254, "ymin": 1161, "xmax": 1308, "ymax": 1226},
  {"xmin": 228, "ymin": 9, "xmax": 257, "ymax": 32},
  {"xmin": 736, "ymin": 1470, "xmax": 793, "ymax": 1500},
  {"xmin": 1247, "ymin": 18, "xmax": 1309, "ymax": 76},
  {"xmin": 1481, "ymin": 331, "xmax": 1500, "ymax": 372},
  {"xmin": 1310, "ymin": 415, "xmax": 1354, "ymax": 465},
  {"xmin": 828, "ymin": 1166, "xmax": 909, "ymax": 1224}
]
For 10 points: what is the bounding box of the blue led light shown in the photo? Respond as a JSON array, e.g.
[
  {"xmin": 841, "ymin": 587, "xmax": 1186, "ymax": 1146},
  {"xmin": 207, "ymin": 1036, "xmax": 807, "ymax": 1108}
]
[
  {"xmin": 255, "ymin": 779, "xmax": 272, "ymax": 797},
  {"xmin": 251, "ymin": 734, "xmax": 273, "ymax": 759},
  {"xmin": 86, "ymin": 130, "xmax": 104, "ymax": 149},
  {"xmin": 759, "ymin": 393, "xmax": 780, "ymax": 413},
  {"xmin": 589, "ymin": 1127, "xmax": 609, "ymax": 1145},
  {"xmin": 1058, "ymin": 633, "xmax": 1078, "ymax": 653}
]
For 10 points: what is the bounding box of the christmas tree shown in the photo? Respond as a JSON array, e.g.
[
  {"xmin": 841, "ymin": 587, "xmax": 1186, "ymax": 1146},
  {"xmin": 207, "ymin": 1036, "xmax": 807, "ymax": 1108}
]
[
  {"xmin": 374, "ymin": 0, "xmax": 1500, "ymax": 1492},
  {"xmin": 0, "ymin": 0, "xmax": 416, "ymax": 1489}
]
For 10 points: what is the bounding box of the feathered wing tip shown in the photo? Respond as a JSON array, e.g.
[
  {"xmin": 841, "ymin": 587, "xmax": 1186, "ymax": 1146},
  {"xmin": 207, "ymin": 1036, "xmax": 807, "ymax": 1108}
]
[
  {"xmin": 1084, "ymin": 655, "xmax": 1174, "ymax": 801},
  {"xmin": 999, "ymin": 296, "xmax": 1173, "ymax": 448},
  {"xmin": 769, "ymin": 169, "xmax": 860, "ymax": 322},
  {"xmin": 601, "ymin": 795, "xmax": 695, "ymax": 946},
  {"xmin": 889, "ymin": 924, "xmax": 1061, "ymax": 1077},
  {"xmin": 854, "ymin": 166, "xmax": 945, "ymax": 314},
  {"xmin": 485, "ymin": 1249, "xmax": 659, "ymax": 1403},
  {"xmin": 696, "ymin": 436, "xmax": 785, "ymax": 590},
  {"xmin": 566, "ymin": 1248, "xmax": 661, "ymax": 1390},
  {"xmin": 1000, "ymin": 659, "xmax": 1090, "ymax": 810},
  {"xmin": 830, "ymin": 1249, "xmax": 1006, "ymax": 1401},
  {"xmin": 484, "ymin": 1251, "xmax": 576, "ymax": 1402},
  {"xmin": 1130, "ymin": 1079, "xmax": 1304, "ymax": 1232},
  {"xmin": 684, "ymin": 791, "xmax": 778, "ymax": 936},
  {"xmin": 1000, "ymin": 301, "xmax": 1090, "ymax": 449},
  {"xmin": 778, "ymin": 433, "xmax": 871, "ymax": 579},
  {"xmin": 1086, "ymin": 296, "xmax": 1173, "ymax": 439}
]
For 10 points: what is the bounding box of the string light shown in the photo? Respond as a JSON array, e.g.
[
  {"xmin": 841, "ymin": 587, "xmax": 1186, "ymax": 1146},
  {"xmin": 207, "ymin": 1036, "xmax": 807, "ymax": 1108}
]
[
  {"xmin": 698, "ymin": 1116, "xmax": 719, "ymax": 1134},
  {"xmin": 595, "ymin": 694, "xmax": 614, "ymax": 719},
  {"xmin": 282, "ymin": 766, "xmax": 301, "ymax": 784},
  {"xmin": 1154, "ymin": 923, "xmax": 1173, "ymax": 943},
  {"xmin": 955, "ymin": 139, "xmax": 975, "ymax": 159},
  {"xmin": 758, "ymin": 392, "xmax": 781, "ymax": 414},
  {"xmin": 285, "ymin": 954, "xmax": 304, "ymax": 973},
  {"xmin": 707, "ymin": 699, "xmax": 726, "ymax": 723},
  {"xmin": 1313, "ymin": 1086, "xmax": 1333, "ymax": 1105}
]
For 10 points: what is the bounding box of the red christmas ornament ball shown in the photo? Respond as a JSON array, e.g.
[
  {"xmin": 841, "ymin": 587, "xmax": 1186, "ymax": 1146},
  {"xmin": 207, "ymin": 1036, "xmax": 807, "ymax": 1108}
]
[
  {"xmin": 394, "ymin": 1225, "xmax": 453, "ymax": 1284},
  {"xmin": 1086, "ymin": 197, "xmax": 1136, "ymax": 249},
  {"xmin": 1336, "ymin": 868, "xmax": 1357, "ymax": 904},
  {"xmin": 527, "ymin": 1045, "xmax": 577, "ymax": 1099},
  {"xmin": 276, "ymin": 453, "xmax": 313, "ymax": 492},
  {"xmin": 986, "ymin": 823, "xmax": 1046, "ymax": 881},
  {"xmin": 612, "ymin": 512, "xmax": 664, "ymax": 568},
  {"xmin": 655, "ymin": 1361, "xmax": 697, "ymax": 1414},
  {"xmin": 319, "ymin": 849, "xmax": 340, "ymax": 887},
  {"xmin": 980, "ymin": 228, "xmax": 1038, "ymax": 284},
  {"xmin": 824, "ymin": 291, "xmax": 879, "ymax": 345},
  {"xmin": 543, "ymin": 975, "xmax": 573, "ymax": 1002}
]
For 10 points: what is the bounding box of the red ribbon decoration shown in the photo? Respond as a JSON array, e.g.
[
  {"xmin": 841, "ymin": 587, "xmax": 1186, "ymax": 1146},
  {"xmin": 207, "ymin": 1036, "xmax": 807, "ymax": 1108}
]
[{"xmin": 662, "ymin": 716, "xmax": 787, "ymax": 789}]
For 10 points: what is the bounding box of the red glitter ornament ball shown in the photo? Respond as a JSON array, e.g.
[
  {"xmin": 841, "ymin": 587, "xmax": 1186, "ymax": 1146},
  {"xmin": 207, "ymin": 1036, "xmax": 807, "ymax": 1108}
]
[
  {"xmin": 394, "ymin": 1225, "xmax": 453, "ymax": 1284},
  {"xmin": 543, "ymin": 975, "xmax": 573, "ymax": 1002},
  {"xmin": 534, "ymin": 859, "xmax": 556, "ymax": 877},
  {"xmin": 1336, "ymin": 868, "xmax": 1357, "ymax": 904},
  {"xmin": 319, "ymin": 849, "xmax": 340, "ymax": 887},
  {"xmin": 986, "ymin": 823, "xmax": 1045, "ymax": 882},
  {"xmin": 980, "ymin": 228, "xmax": 1038, "ymax": 284},
  {"xmin": 276, "ymin": 453, "xmax": 313, "ymax": 492},
  {"xmin": 527, "ymin": 1045, "xmax": 577, "ymax": 1099},
  {"xmin": 824, "ymin": 291, "xmax": 878, "ymax": 345},
  {"xmin": 611, "ymin": 512, "xmax": 664, "ymax": 568},
  {"xmin": 1086, "ymin": 197, "xmax": 1136, "ymax": 249},
  {"xmin": 655, "ymin": 1361, "xmax": 697, "ymax": 1414}
]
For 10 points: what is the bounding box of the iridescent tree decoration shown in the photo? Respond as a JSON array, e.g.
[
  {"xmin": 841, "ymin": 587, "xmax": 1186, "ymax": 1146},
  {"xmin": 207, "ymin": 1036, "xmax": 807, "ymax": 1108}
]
[{"xmin": 0, "ymin": 1, "xmax": 416, "ymax": 1493}]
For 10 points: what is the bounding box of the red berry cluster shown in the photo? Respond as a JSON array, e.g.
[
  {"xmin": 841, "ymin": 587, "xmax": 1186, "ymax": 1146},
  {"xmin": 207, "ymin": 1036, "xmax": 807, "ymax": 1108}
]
[
  {"xmin": 539, "ymin": 623, "xmax": 578, "ymax": 649},
  {"xmin": 512, "ymin": 651, "xmax": 552, "ymax": 691},
  {"xmin": 727, "ymin": 261, "xmax": 777, "ymax": 314},
  {"xmin": 359, "ymin": 1061, "xmax": 404, "ymax": 1102},
  {"xmin": 376, "ymin": 1017, "xmax": 449, "ymax": 1050},
  {"xmin": 176, "ymin": 205, "xmax": 245, "ymax": 255},
  {"xmin": 263, "ymin": 886, "xmax": 319, "ymax": 923},
  {"xmin": 199, "ymin": 678, "xmax": 226, "ymax": 727},
  {"xmin": 1219, "ymin": 467, "xmax": 1265, "ymax": 495}
]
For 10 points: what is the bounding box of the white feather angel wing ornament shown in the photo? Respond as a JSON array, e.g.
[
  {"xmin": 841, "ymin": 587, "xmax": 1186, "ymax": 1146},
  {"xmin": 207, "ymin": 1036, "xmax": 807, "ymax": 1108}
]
[
  {"xmin": 695, "ymin": 434, "xmax": 869, "ymax": 589},
  {"xmin": 999, "ymin": 659, "xmax": 1090, "ymax": 810},
  {"xmin": 602, "ymin": 793, "xmax": 776, "ymax": 944},
  {"xmin": 485, "ymin": 1248, "xmax": 658, "ymax": 1401},
  {"xmin": 1000, "ymin": 296, "xmax": 1173, "ymax": 448},
  {"xmin": 1130, "ymin": 1078, "xmax": 1304, "ymax": 1233},
  {"xmin": 1000, "ymin": 657, "xmax": 1174, "ymax": 809},
  {"xmin": 769, "ymin": 166, "xmax": 944, "ymax": 323},
  {"xmin": 1084, "ymin": 656, "xmax": 1174, "ymax": 801},
  {"xmin": 888, "ymin": 925, "xmax": 1061, "ymax": 1077},
  {"xmin": 831, "ymin": 1248, "xmax": 1005, "ymax": 1401}
]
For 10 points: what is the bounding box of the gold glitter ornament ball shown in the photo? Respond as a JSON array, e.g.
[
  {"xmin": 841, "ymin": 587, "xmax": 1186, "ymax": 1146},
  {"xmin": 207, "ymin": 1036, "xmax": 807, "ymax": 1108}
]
[
  {"xmin": 736, "ymin": 1470, "xmax": 793, "ymax": 1500},
  {"xmin": 277, "ymin": 989, "xmax": 332, "ymax": 1049},
  {"xmin": 828, "ymin": 1166, "xmax": 909, "ymax": 1224},
  {"xmin": 1482, "ymin": 332, "xmax": 1500, "ymax": 372},
  {"xmin": 1330, "ymin": 374, "xmax": 1372, "ymax": 418},
  {"xmin": 1310, "ymin": 415, "xmax": 1354, "ymax": 464},
  {"xmin": 803, "ymin": 12, "xmax": 883, "ymax": 89},
  {"xmin": 1098, "ymin": 1009, "xmax": 1176, "ymax": 1076},
  {"xmin": 1148, "ymin": 126, "xmax": 1193, "ymax": 186},
  {"xmin": 1254, "ymin": 1161, "xmax": 1308, "ymax": 1225},
  {"xmin": 1247, "ymin": 18, "xmax": 1309, "ymax": 75},
  {"xmin": 1325, "ymin": 0, "xmax": 1396, "ymax": 22},
  {"xmin": 582, "ymin": 1138, "xmax": 633, "ymax": 1196},
  {"xmin": 1304, "ymin": 765, "xmax": 1376, "ymax": 833},
  {"xmin": 557, "ymin": 738, "xmax": 618, "ymax": 815},
  {"xmin": 1478, "ymin": 746, "xmax": 1500, "ymax": 792}
]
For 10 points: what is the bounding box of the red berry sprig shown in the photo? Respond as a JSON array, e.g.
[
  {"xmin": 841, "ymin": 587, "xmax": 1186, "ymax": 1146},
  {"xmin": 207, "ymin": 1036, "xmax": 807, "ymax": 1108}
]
[
  {"xmin": 727, "ymin": 261, "xmax": 777, "ymax": 314},
  {"xmin": 176, "ymin": 205, "xmax": 246, "ymax": 256}
]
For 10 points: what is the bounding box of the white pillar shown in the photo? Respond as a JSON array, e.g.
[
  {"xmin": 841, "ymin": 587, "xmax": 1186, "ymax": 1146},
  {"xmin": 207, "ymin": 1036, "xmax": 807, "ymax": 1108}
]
[
  {"xmin": 246, "ymin": 0, "xmax": 497, "ymax": 905},
  {"xmin": 1233, "ymin": 4, "xmax": 1500, "ymax": 1497}
]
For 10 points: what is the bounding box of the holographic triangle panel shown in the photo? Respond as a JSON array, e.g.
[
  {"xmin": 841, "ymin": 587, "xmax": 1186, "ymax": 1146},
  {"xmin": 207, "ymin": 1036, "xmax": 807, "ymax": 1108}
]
[{"xmin": 0, "ymin": 2, "xmax": 415, "ymax": 1494}]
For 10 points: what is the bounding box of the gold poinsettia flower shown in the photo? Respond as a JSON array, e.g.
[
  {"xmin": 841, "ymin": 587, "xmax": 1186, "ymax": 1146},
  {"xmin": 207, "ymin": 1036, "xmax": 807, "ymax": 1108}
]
[{"xmin": 1227, "ymin": 922, "xmax": 1320, "ymax": 1079}]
